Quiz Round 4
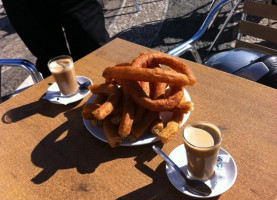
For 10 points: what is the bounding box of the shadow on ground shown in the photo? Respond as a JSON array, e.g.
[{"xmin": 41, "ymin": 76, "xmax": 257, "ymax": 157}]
[{"xmin": 113, "ymin": 1, "xmax": 240, "ymax": 62}]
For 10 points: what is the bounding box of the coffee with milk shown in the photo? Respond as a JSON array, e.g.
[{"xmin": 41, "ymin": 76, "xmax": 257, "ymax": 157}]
[
  {"xmin": 48, "ymin": 56, "xmax": 78, "ymax": 96},
  {"xmin": 183, "ymin": 121, "xmax": 222, "ymax": 181}
]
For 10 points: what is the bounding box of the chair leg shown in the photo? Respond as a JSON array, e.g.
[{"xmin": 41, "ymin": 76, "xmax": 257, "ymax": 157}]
[
  {"xmin": 209, "ymin": 0, "xmax": 218, "ymax": 11},
  {"xmin": 167, "ymin": 44, "xmax": 202, "ymax": 63},
  {"xmin": 208, "ymin": 7, "xmax": 223, "ymax": 29},
  {"xmin": 237, "ymin": 12, "xmax": 247, "ymax": 40},
  {"xmin": 188, "ymin": 46, "xmax": 202, "ymax": 63},
  {"xmin": 208, "ymin": 0, "xmax": 242, "ymax": 51},
  {"xmin": 133, "ymin": 0, "xmax": 140, "ymax": 12}
]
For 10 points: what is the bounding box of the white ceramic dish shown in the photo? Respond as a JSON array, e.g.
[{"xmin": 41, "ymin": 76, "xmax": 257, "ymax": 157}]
[
  {"xmin": 83, "ymin": 88, "xmax": 191, "ymax": 146},
  {"xmin": 42, "ymin": 76, "xmax": 92, "ymax": 105},
  {"xmin": 166, "ymin": 144, "xmax": 237, "ymax": 198}
]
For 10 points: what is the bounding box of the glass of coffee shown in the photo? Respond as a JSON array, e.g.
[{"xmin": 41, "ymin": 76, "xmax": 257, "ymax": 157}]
[
  {"xmin": 183, "ymin": 121, "xmax": 222, "ymax": 181},
  {"xmin": 48, "ymin": 55, "xmax": 79, "ymax": 96}
]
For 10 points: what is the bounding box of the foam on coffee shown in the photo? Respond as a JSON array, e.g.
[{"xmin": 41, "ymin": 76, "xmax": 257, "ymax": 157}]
[
  {"xmin": 184, "ymin": 126, "xmax": 215, "ymax": 147},
  {"xmin": 49, "ymin": 58, "xmax": 72, "ymax": 72}
]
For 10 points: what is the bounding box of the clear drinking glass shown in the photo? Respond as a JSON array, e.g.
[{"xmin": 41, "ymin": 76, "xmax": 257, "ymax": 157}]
[
  {"xmin": 183, "ymin": 121, "xmax": 222, "ymax": 181},
  {"xmin": 48, "ymin": 55, "xmax": 79, "ymax": 96}
]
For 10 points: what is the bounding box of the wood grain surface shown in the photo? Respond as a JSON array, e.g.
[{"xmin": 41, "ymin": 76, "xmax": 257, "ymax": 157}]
[{"xmin": 0, "ymin": 38, "xmax": 276, "ymax": 200}]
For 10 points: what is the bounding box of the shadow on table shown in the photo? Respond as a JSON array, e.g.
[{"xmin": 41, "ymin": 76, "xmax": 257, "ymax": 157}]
[
  {"xmin": 1, "ymin": 98, "xmax": 80, "ymax": 124},
  {"xmin": 118, "ymin": 162, "xmax": 221, "ymax": 200},
  {"xmin": 29, "ymin": 106, "xmax": 164, "ymax": 184}
]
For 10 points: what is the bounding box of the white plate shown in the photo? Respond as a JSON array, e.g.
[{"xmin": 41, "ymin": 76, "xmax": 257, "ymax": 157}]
[
  {"xmin": 166, "ymin": 144, "xmax": 237, "ymax": 198},
  {"xmin": 42, "ymin": 76, "xmax": 92, "ymax": 105},
  {"xmin": 83, "ymin": 88, "xmax": 191, "ymax": 146}
]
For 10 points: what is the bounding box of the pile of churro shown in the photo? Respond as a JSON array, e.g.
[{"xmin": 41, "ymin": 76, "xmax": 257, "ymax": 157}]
[{"xmin": 82, "ymin": 52, "xmax": 196, "ymax": 147}]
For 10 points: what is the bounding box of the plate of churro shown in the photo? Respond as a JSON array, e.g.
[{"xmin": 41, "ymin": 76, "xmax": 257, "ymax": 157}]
[{"xmin": 82, "ymin": 52, "xmax": 196, "ymax": 147}]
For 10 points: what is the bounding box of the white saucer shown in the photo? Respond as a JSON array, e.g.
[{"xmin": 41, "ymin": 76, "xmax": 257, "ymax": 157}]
[
  {"xmin": 166, "ymin": 144, "xmax": 237, "ymax": 198},
  {"xmin": 42, "ymin": 76, "xmax": 92, "ymax": 105},
  {"xmin": 83, "ymin": 88, "xmax": 191, "ymax": 146}
]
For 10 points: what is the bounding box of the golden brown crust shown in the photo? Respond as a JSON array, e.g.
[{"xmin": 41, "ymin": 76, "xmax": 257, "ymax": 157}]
[
  {"xmin": 103, "ymin": 118, "xmax": 122, "ymax": 148},
  {"xmin": 118, "ymin": 86, "xmax": 134, "ymax": 138},
  {"xmin": 82, "ymin": 94, "xmax": 106, "ymax": 120},
  {"xmin": 172, "ymin": 97, "xmax": 194, "ymax": 114},
  {"xmin": 133, "ymin": 81, "xmax": 149, "ymax": 124},
  {"xmin": 157, "ymin": 112, "xmax": 184, "ymax": 143},
  {"xmin": 83, "ymin": 52, "xmax": 196, "ymax": 147},
  {"xmin": 103, "ymin": 66, "xmax": 190, "ymax": 86},
  {"xmin": 130, "ymin": 110, "xmax": 159, "ymax": 141},
  {"xmin": 131, "ymin": 52, "xmax": 196, "ymax": 85},
  {"xmin": 150, "ymin": 118, "xmax": 164, "ymax": 135},
  {"xmin": 92, "ymin": 88, "xmax": 122, "ymax": 120},
  {"xmin": 123, "ymin": 80, "xmax": 184, "ymax": 111},
  {"xmin": 88, "ymin": 83, "xmax": 119, "ymax": 94}
]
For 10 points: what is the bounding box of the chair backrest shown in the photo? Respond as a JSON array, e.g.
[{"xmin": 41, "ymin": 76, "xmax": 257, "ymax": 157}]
[
  {"xmin": 236, "ymin": 1, "xmax": 277, "ymax": 55},
  {"xmin": 167, "ymin": 0, "xmax": 232, "ymax": 58},
  {"xmin": 0, "ymin": 59, "xmax": 43, "ymax": 102}
]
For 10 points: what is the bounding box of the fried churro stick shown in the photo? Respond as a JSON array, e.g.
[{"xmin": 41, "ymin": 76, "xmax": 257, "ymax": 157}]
[
  {"xmin": 150, "ymin": 118, "xmax": 164, "ymax": 135},
  {"xmin": 88, "ymin": 83, "xmax": 119, "ymax": 94},
  {"xmin": 140, "ymin": 81, "xmax": 150, "ymax": 96},
  {"xmin": 118, "ymin": 86, "xmax": 134, "ymax": 137},
  {"xmin": 148, "ymin": 77, "xmax": 166, "ymax": 135},
  {"xmin": 103, "ymin": 66, "xmax": 190, "ymax": 86},
  {"xmin": 130, "ymin": 110, "xmax": 159, "ymax": 142},
  {"xmin": 131, "ymin": 52, "xmax": 196, "ymax": 85},
  {"xmin": 82, "ymin": 94, "xmax": 106, "ymax": 120},
  {"xmin": 149, "ymin": 63, "xmax": 167, "ymax": 100},
  {"xmin": 119, "ymin": 80, "xmax": 183, "ymax": 111},
  {"xmin": 82, "ymin": 103, "xmax": 99, "ymax": 120},
  {"xmin": 133, "ymin": 106, "xmax": 145, "ymax": 124},
  {"xmin": 172, "ymin": 97, "xmax": 194, "ymax": 114},
  {"xmin": 157, "ymin": 112, "xmax": 184, "ymax": 143},
  {"xmin": 133, "ymin": 81, "xmax": 149, "ymax": 124},
  {"xmin": 103, "ymin": 118, "xmax": 122, "ymax": 148},
  {"xmin": 129, "ymin": 81, "xmax": 184, "ymax": 111},
  {"xmin": 92, "ymin": 88, "xmax": 122, "ymax": 120},
  {"xmin": 150, "ymin": 82, "xmax": 167, "ymax": 100}
]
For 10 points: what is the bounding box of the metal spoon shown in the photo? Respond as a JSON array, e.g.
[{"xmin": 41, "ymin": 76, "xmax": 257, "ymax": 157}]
[{"xmin": 152, "ymin": 145, "xmax": 212, "ymax": 196}]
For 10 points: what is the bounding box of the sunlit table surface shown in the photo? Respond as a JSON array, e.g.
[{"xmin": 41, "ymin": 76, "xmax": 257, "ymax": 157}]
[{"xmin": 1, "ymin": 38, "xmax": 276, "ymax": 200}]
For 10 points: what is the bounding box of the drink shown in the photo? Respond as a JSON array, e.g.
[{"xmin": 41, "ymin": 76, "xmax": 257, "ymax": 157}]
[
  {"xmin": 183, "ymin": 121, "xmax": 222, "ymax": 181},
  {"xmin": 48, "ymin": 55, "xmax": 79, "ymax": 96}
]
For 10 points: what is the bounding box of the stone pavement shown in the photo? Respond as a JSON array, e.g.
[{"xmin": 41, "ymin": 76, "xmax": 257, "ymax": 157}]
[{"xmin": 0, "ymin": 0, "xmax": 238, "ymax": 100}]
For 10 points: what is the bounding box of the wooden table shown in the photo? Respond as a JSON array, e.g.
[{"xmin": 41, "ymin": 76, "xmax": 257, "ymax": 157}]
[{"xmin": 1, "ymin": 38, "xmax": 276, "ymax": 200}]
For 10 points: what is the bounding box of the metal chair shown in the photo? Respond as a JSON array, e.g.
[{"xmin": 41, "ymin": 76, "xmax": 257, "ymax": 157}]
[
  {"xmin": 133, "ymin": 0, "xmax": 140, "ymax": 12},
  {"xmin": 208, "ymin": 0, "xmax": 242, "ymax": 51},
  {"xmin": 208, "ymin": 0, "xmax": 274, "ymax": 51},
  {"xmin": 167, "ymin": 1, "xmax": 277, "ymax": 88},
  {"xmin": 167, "ymin": 0, "xmax": 277, "ymax": 61},
  {"xmin": 167, "ymin": 0, "xmax": 234, "ymax": 62},
  {"xmin": 0, "ymin": 59, "xmax": 43, "ymax": 101}
]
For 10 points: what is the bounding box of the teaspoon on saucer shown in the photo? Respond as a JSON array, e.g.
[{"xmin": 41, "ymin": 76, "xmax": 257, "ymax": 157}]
[{"xmin": 152, "ymin": 145, "xmax": 212, "ymax": 196}]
